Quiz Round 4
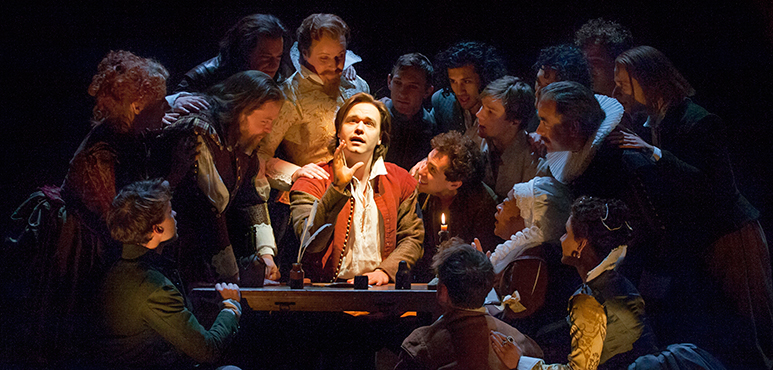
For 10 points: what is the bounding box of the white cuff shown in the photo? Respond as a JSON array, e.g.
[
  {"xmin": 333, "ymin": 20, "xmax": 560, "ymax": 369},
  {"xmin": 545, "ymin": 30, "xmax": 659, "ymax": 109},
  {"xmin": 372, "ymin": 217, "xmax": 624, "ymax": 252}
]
[
  {"xmin": 651, "ymin": 146, "xmax": 662, "ymax": 162},
  {"xmin": 253, "ymin": 223, "xmax": 277, "ymax": 256},
  {"xmin": 516, "ymin": 356, "xmax": 543, "ymax": 370}
]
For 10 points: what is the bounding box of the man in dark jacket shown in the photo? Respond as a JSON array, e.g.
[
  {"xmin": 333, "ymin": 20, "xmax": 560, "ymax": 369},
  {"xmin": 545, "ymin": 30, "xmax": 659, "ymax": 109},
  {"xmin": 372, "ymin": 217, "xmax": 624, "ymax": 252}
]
[{"xmin": 92, "ymin": 179, "xmax": 241, "ymax": 368}]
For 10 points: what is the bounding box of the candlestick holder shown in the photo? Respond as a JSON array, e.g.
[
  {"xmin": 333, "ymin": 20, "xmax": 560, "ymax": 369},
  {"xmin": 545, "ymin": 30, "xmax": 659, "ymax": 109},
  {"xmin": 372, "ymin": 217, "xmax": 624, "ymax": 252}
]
[{"xmin": 438, "ymin": 229, "xmax": 449, "ymax": 244}]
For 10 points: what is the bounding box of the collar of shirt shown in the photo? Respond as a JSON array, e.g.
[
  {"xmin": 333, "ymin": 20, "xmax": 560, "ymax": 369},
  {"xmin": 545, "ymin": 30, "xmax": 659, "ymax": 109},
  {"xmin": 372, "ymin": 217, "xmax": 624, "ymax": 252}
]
[
  {"xmin": 586, "ymin": 245, "xmax": 627, "ymax": 283},
  {"xmin": 349, "ymin": 156, "xmax": 387, "ymax": 206}
]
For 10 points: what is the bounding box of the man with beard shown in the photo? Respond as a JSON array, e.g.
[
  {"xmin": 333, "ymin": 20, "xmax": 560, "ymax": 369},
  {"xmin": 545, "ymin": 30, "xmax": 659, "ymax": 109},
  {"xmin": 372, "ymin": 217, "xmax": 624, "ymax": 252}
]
[{"xmin": 258, "ymin": 13, "xmax": 369, "ymax": 190}]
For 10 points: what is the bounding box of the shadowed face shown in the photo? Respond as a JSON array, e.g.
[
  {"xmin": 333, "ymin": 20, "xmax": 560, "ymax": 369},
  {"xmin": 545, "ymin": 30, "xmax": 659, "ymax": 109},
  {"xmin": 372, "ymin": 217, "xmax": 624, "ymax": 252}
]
[
  {"xmin": 304, "ymin": 34, "xmax": 346, "ymax": 84},
  {"xmin": 249, "ymin": 36, "xmax": 284, "ymax": 79},
  {"xmin": 389, "ymin": 67, "xmax": 431, "ymax": 117},
  {"xmin": 535, "ymin": 67, "xmax": 559, "ymax": 98},
  {"xmin": 494, "ymin": 195, "xmax": 525, "ymax": 239},
  {"xmin": 239, "ymin": 100, "xmax": 283, "ymax": 151},
  {"xmin": 613, "ymin": 65, "xmax": 647, "ymax": 115},
  {"xmin": 448, "ymin": 64, "xmax": 482, "ymax": 111},
  {"xmin": 560, "ymin": 215, "xmax": 584, "ymax": 265},
  {"xmin": 536, "ymin": 98, "xmax": 577, "ymax": 152},
  {"xmin": 583, "ymin": 44, "xmax": 616, "ymax": 96}
]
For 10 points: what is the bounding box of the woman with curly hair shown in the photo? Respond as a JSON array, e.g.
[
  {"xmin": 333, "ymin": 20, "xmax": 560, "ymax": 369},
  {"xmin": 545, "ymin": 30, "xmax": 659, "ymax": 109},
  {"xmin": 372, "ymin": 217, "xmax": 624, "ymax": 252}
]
[
  {"xmin": 491, "ymin": 197, "xmax": 725, "ymax": 370},
  {"xmin": 62, "ymin": 50, "xmax": 168, "ymax": 235},
  {"xmin": 10, "ymin": 50, "xmax": 168, "ymax": 365}
]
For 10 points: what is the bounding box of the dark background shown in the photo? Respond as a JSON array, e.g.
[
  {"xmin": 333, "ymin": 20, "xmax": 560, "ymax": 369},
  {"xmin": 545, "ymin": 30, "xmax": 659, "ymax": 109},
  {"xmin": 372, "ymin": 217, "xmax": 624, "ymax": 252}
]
[{"xmin": 2, "ymin": 0, "xmax": 772, "ymax": 237}]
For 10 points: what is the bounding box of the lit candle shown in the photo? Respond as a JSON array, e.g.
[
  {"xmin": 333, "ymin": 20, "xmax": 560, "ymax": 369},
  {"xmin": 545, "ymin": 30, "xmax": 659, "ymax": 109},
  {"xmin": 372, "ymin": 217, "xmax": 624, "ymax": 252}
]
[{"xmin": 441, "ymin": 213, "xmax": 448, "ymax": 231}]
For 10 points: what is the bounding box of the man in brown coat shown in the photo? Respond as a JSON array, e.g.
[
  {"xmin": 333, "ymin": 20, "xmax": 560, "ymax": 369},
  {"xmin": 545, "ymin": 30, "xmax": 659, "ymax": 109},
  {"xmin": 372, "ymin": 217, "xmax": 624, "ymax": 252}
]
[{"xmin": 396, "ymin": 239, "xmax": 543, "ymax": 370}]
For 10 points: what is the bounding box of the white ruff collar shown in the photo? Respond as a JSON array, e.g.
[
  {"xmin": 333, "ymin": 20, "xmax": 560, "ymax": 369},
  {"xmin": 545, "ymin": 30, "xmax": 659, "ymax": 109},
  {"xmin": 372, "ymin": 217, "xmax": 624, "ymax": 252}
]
[
  {"xmin": 545, "ymin": 94, "xmax": 624, "ymax": 184},
  {"xmin": 490, "ymin": 226, "xmax": 545, "ymax": 274}
]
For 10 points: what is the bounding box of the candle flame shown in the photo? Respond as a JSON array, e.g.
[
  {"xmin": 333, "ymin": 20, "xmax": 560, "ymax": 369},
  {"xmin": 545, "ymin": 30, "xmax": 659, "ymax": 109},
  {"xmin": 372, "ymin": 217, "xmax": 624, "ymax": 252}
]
[{"xmin": 441, "ymin": 213, "xmax": 446, "ymax": 225}]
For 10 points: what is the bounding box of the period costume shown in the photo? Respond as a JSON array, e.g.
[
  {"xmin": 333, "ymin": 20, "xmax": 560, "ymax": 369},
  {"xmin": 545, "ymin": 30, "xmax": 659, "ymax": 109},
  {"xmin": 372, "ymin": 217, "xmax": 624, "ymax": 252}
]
[
  {"xmin": 384, "ymin": 98, "xmax": 437, "ymax": 171},
  {"xmin": 417, "ymin": 181, "xmax": 501, "ymax": 282},
  {"xmin": 258, "ymin": 63, "xmax": 369, "ymax": 189},
  {"xmin": 633, "ymin": 98, "xmax": 772, "ymax": 368},
  {"xmin": 518, "ymin": 246, "xmax": 658, "ymax": 370},
  {"xmin": 482, "ymin": 130, "xmax": 539, "ymax": 201},
  {"xmin": 289, "ymin": 159, "xmax": 424, "ymax": 282},
  {"xmin": 487, "ymin": 177, "xmax": 574, "ymax": 338},
  {"xmin": 152, "ymin": 109, "xmax": 275, "ymax": 287},
  {"xmin": 93, "ymin": 243, "xmax": 240, "ymax": 368},
  {"xmin": 396, "ymin": 307, "xmax": 544, "ymax": 370},
  {"xmin": 11, "ymin": 119, "xmax": 149, "ymax": 361}
]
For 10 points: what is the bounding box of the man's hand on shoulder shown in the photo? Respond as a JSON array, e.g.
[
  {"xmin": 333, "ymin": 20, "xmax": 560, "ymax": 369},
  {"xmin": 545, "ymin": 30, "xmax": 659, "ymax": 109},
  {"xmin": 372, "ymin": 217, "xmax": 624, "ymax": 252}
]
[{"xmin": 292, "ymin": 162, "xmax": 330, "ymax": 182}]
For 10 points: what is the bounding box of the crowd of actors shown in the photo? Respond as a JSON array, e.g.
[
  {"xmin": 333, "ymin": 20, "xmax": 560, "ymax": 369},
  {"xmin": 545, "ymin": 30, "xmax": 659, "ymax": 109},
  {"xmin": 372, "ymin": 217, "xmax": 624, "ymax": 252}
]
[{"xmin": 7, "ymin": 11, "xmax": 773, "ymax": 370}]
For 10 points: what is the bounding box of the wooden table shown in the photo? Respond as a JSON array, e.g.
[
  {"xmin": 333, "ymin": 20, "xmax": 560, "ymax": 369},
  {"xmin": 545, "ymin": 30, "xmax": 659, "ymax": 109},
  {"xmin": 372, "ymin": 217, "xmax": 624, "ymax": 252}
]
[{"xmin": 192, "ymin": 283, "xmax": 440, "ymax": 317}]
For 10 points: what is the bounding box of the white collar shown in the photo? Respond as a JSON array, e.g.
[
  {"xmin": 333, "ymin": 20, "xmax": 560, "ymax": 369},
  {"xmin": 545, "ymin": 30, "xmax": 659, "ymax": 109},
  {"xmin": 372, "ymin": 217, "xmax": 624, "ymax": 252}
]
[
  {"xmin": 350, "ymin": 156, "xmax": 388, "ymax": 189},
  {"xmin": 489, "ymin": 226, "xmax": 545, "ymax": 274},
  {"xmin": 586, "ymin": 245, "xmax": 627, "ymax": 283},
  {"xmin": 369, "ymin": 156, "xmax": 388, "ymax": 180},
  {"xmin": 545, "ymin": 94, "xmax": 624, "ymax": 184}
]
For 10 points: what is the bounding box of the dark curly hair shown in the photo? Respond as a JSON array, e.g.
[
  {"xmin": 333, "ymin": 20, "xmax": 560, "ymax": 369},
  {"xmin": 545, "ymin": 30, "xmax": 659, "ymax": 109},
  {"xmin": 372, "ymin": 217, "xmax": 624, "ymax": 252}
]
[
  {"xmin": 430, "ymin": 131, "xmax": 483, "ymax": 185},
  {"xmin": 570, "ymin": 196, "xmax": 632, "ymax": 258},
  {"xmin": 615, "ymin": 46, "xmax": 695, "ymax": 113},
  {"xmin": 328, "ymin": 93, "xmax": 391, "ymax": 162},
  {"xmin": 533, "ymin": 44, "xmax": 592, "ymax": 90},
  {"xmin": 88, "ymin": 50, "xmax": 168, "ymax": 125},
  {"xmin": 219, "ymin": 14, "xmax": 287, "ymax": 73},
  {"xmin": 107, "ymin": 179, "xmax": 172, "ymax": 245},
  {"xmin": 480, "ymin": 75, "xmax": 536, "ymax": 130},
  {"xmin": 433, "ymin": 237, "xmax": 494, "ymax": 309},
  {"xmin": 574, "ymin": 18, "xmax": 634, "ymax": 61},
  {"xmin": 435, "ymin": 41, "xmax": 507, "ymax": 97}
]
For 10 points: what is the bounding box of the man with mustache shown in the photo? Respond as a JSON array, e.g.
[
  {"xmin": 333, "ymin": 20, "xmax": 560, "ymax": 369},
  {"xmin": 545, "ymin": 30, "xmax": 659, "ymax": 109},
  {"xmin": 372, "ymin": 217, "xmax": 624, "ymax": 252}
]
[{"xmin": 258, "ymin": 13, "xmax": 369, "ymax": 190}]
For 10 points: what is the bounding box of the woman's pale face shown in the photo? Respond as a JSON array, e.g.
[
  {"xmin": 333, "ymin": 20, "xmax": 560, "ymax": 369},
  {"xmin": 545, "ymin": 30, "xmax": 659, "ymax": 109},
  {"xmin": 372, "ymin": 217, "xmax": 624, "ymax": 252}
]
[
  {"xmin": 494, "ymin": 196, "xmax": 525, "ymax": 239},
  {"xmin": 239, "ymin": 100, "xmax": 283, "ymax": 149},
  {"xmin": 560, "ymin": 215, "xmax": 584, "ymax": 265}
]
